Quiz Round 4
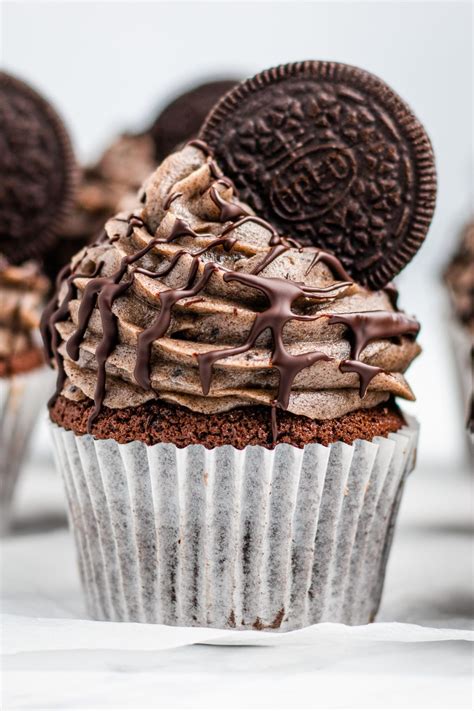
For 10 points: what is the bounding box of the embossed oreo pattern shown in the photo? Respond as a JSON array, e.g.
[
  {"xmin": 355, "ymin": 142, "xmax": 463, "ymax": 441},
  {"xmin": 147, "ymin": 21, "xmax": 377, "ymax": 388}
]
[
  {"xmin": 0, "ymin": 72, "xmax": 76, "ymax": 262},
  {"xmin": 201, "ymin": 61, "xmax": 437, "ymax": 289}
]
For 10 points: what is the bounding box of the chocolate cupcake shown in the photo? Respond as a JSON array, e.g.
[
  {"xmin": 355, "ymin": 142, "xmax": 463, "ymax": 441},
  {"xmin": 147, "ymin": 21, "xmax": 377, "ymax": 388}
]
[
  {"xmin": 0, "ymin": 258, "xmax": 52, "ymax": 533},
  {"xmin": 44, "ymin": 134, "xmax": 425, "ymax": 628},
  {"xmin": 443, "ymin": 220, "xmax": 474, "ymax": 438}
]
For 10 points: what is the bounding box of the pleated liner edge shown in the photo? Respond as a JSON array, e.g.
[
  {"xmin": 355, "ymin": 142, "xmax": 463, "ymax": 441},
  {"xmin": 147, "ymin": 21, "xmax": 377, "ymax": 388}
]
[{"xmin": 50, "ymin": 416, "xmax": 418, "ymax": 631}]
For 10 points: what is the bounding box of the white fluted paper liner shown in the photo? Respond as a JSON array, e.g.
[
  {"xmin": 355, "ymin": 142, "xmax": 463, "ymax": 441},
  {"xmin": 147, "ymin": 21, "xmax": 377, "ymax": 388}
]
[
  {"xmin": 50, "ymin": 415, "xmax": 418, "ymax": 631},
  {"xmin": 0, "ymin": 366, "xmax": 54, "ymax": 535}
]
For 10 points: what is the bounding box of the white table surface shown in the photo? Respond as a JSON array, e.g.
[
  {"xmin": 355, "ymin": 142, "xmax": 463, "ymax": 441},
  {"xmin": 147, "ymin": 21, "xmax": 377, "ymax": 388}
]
[{"xmin": 1, "ymin": 449, "xmax": 473, "ymax": 710}]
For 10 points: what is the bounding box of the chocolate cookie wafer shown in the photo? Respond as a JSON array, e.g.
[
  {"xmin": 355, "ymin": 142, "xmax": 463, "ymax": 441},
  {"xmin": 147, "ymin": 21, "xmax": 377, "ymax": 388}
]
[
  {"xmin": 0, "ymin": 72, "xmax": 76, "ymax": 263},
  {"xmin": 201, "ymin": 61, "xmax": 437, "ymax": 289}
]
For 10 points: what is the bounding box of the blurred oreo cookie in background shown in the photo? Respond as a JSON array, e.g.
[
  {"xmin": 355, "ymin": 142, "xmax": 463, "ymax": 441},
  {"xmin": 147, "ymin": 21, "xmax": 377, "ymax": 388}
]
[{"xmin": 43, "ymin": 77, "xmax": 240, "ymax": 282}]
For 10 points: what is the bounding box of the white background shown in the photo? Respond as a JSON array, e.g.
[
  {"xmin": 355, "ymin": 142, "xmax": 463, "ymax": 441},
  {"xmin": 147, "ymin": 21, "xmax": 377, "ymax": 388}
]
[{"xmin": 2, "ymin": 0, "xmax": 473, "ymax": 468}]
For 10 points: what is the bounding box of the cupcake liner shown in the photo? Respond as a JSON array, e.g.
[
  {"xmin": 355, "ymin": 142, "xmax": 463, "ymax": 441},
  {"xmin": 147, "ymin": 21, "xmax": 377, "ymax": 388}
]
[
  {"xmin": 50, "ymin": 415, "xmax": 418, "ymax": 631},
  {"xmin": 0, "ymin": 366, "xmax": 54, "ymax": 535}
]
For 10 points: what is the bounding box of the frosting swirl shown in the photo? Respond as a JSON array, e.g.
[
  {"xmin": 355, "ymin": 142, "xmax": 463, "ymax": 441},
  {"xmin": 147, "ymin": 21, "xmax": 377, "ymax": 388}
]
[{"xmin": 42, "ymin": 144, "xmax": 420, "ymax": 430}]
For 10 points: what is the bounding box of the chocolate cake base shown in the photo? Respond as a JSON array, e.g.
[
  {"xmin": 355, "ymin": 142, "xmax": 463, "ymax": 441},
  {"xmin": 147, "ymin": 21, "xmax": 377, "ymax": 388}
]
[
  {"xmin": 50, "ymin": 396, "xmax": 405, "ymax": 449},
  {"xmin": 0, "ymin": 346, "xmax": 45, "ymax": 378}
]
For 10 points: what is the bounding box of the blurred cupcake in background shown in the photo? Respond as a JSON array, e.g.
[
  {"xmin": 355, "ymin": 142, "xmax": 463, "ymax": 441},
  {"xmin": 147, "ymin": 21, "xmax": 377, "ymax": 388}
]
[
  {"xmin": 43, "ymin": 133, "xmax": 157, "ymax": 282},
  {"xmin": 443, "ymin": 220, "xmax": 474, "ymax": 443},
  {"xmin": 0, "ymin": 259, "xmax": 51, "ymax": 533},
  {"xmin": 43, "ymin": 78, "xmax": 239, "ymax": 282},
  {"xmin": 0, "ymin": 71, "xmax": 76, "ymax": 533}
]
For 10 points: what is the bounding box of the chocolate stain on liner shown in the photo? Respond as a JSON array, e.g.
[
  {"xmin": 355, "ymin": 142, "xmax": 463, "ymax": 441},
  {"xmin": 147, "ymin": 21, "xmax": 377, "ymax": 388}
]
[{"xmin": 43, "ymin": 141, "xmax": 420, "ymax": 441}]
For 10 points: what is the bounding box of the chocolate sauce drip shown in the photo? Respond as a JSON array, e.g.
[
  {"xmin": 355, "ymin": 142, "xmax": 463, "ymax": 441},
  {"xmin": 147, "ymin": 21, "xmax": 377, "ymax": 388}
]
[
  {"xmin": 339, "ymin": 360, "xmax": 383, "ymax": 398},
  {"xmin": 221, "ymin": 215, "xmax": 280, "ymax": 244},
  {"xmin": 251, "ymin": 244, "xmax": 289, "ymax": 275},
  {"xmin": 40, "ymin": 264, "xmax": 73, "ymax": 405},
  {"xmin": 135, "ymin": 232, "xmax": 237, "ymax": 282},
  {"xmin": 383, "ymin": 282, "xmax": 399, "ymax": 308},
  {"xmin": 304, "ymin": 250, "xmax": 353, "ymax": 282},
  {"xmin": 134, "ymin": 261, "xmax": 219, "ymax": 390},
  {"xmin": 187, "ymin": 139, "xmax": 213, "ymax": 156},
  {"xmin": 54, "ymin": 215, "xmax": 205, "ymax": 431},
  {"xmin": 271, "ymin": 403, "xmax": 279, "ymax": 444},
  {"xmin": 136, "ymin": 250, "xmax": 189, "ymax": 280},
  {"xmin": 166, "ymin": 217, "xmax": 209, "ymax": 243},
  {"xmin": 40, "ymin": 260, "xmax": 103, "ymax": 408},
  {"xmin": 197, "ymin": 272, "xmax": 341, "ymax": 411},
  {"xmin": 208, "ymin": 159, "xmax": 224, "ymax": 180},
  {"xmin": 209, "ymin": 179, "xmax": 249, "ymax": 223},
  {"xmin": 126, "ymin": 215, "xmax": 146, "ymax": 237},
  {"xmin": 90, "ymin": 277, "xmax": 134, "ymax": 426},
  {"xmin": 40, "ymin": 263, "xmax": 72, "ymax": 361},
  {"xmin": 329, "ymin": 310, "xmax": 420, "ymax": 395},
  {"xmin": 164, "ymin": 191, "xmax": 183, "ymax": 211},
  {"xmin": 329, "ymin": 311, "xmax": 420, "ymax": 359}
]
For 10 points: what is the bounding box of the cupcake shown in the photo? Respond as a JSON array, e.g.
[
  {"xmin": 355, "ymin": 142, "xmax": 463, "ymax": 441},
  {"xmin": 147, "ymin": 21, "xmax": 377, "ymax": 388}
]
[
  {"xmin": 43, "ymin": 62, "xmax": 436, "ymax": 630},
  {"xmin": 44, "ymin": 79, "xmax": 239, "ymax": 282},
  {"xmin": 443, "ymin": 220, "xmax": 474, "ymax": 436},
  {"xmin": 0, "ymin": 71, "xmax": 75, "ymax": 534},
  {"xmin": 0, "ymin": 258, "xmax": 51, "ymax": 533}
]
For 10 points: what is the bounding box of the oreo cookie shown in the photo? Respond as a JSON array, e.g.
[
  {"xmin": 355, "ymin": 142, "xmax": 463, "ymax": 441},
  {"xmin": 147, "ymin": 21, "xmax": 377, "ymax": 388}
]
[
  {"xmin": 201, "ymin": 61, "xmax": 437, "ymax": 289},
  {"xmin": 151, "ymin": 79, "xmax": 239, "ymax": 162},
  {"xmin": 0, "ymin": 72, "xmax": 76, "ymax": 263}
]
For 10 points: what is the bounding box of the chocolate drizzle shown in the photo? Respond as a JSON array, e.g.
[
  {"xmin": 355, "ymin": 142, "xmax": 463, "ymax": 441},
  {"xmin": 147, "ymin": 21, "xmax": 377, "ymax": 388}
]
[
  {"xmin": 134, "ymin": 261, "xmax": 219, "ymax": 391},
  {"xmin": 40, "ymin": 259, "xmax": 104, "ymax": 408},
  {"xmin": 251, "ymin": 244, "xmax": 289, "ymax": 275},
  {"xmin": 209, "ymin": 179, "xmax": 249, "ymax": 223},
  {"xmin": 329, "ymin": 311, "xmax": 420, "ymax": 396},
  {"xmin": 197, "ymin": 273, "xmax": 349, "ymax": 411},
  {"xmin": 383, "ymin": 282, "xmax": 399, "ymax": 309},
  {"xmin": 42, "ymin": 141, "xmax": 421, "ymax": 443},
  {"xmin": 304, "ymin": 250, "xmax": 353, "ymax": 282},
  {"xmin": 163, "ymin": 191, "xmax": 183, "ymax": 211},
  {"xmin": 339, "ymin": 360, "xmax": 383, "ymax": 398},
  {"xmin": 187, "ymin": 139, "xmax": 213, "ymax": 156}
]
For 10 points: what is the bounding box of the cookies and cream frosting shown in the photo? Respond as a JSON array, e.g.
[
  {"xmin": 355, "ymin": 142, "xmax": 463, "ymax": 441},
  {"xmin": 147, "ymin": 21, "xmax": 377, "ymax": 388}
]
[{"xmin": 42, "ymin": 143, "xmax": 421, "ymax": 431}]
